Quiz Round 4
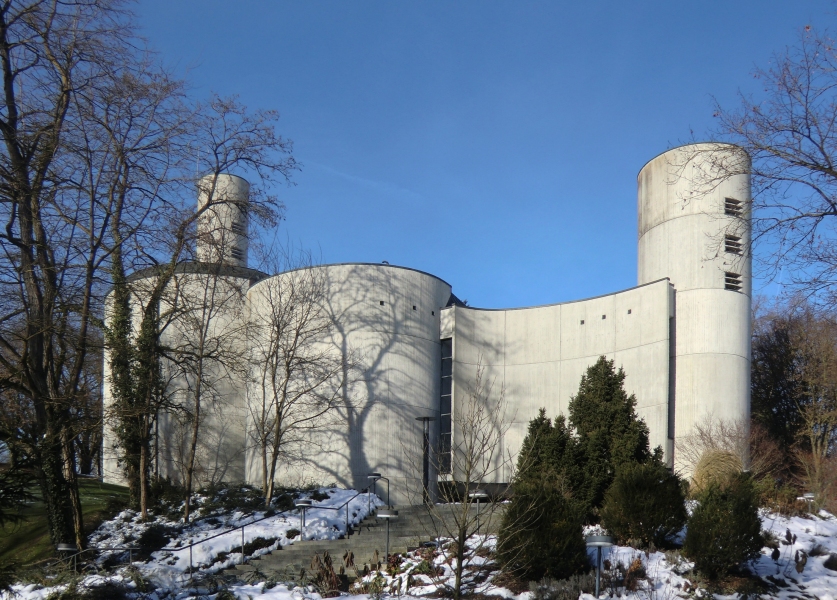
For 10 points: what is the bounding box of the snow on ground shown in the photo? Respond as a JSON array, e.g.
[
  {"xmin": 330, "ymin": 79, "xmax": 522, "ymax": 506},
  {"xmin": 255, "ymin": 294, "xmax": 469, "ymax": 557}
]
[{"xmin": 3, "ymin": 491, "xmax": 837, "ymax": 600}]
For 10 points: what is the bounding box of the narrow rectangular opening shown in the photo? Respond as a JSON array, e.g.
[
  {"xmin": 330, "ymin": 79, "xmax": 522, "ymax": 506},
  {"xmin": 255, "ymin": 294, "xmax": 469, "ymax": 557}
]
[
  {"xmin": 725, "ymin": 234, "xmax": 743, "ymax": 255},
  {"xmin": 440, "ymin": 338, "xmax": 453, "ymax": 474},
  {"xmin": 724, "ymin": 271, "xmax": 743, "ymax": 292},
  {"xmin": 724, "ymin": 197, "xmax": 743, "ymax": 218},
  {"xmin": 229, "ymin": 247, "xmax": 243, "ymax": 261}
]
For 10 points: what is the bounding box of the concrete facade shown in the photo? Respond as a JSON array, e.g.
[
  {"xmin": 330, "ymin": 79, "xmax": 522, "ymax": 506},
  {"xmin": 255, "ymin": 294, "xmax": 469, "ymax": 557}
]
[{"xmin": 102, "ymin": 144, "xmax": 752, "ymax": 501}]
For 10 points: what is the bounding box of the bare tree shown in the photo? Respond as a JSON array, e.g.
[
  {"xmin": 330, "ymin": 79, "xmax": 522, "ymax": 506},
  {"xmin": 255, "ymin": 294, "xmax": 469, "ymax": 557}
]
[
  {"xmin": 405, "ymin": 361, "xmax": 515, "ymax": 600},
  {"xmin": 787, "ymin": 302, "xmax": 837, "ymax": 500},
  {"xmin": 162, "ymin": 266, "xmax": 249, "ymax": 521},
  {"xmin": 247, "ymin": 252, "xmax": 355, "ymax": 506},
  {"xmin": 675, "ymin": 416, "xmax": 785, "ymax": 488},
  {"xmin": 705, "ymin": 25, "xmax": 837, "ymax": 303},
  {"xmin": 0, "ymin": 0, "xmax": 155, "ymax": 549},
  {"xmin": 106, "ymin": 99, "xmax": 298, "ymax": 520}
]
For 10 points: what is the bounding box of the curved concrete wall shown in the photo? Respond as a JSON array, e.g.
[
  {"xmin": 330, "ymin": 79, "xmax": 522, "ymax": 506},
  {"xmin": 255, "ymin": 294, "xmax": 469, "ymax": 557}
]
[
  {"xmin": 102, "ymin": 269, "xmax": 253, "ymax": 487},
  {"xmin": 637, "ymin": 143, "xmax": 751, "ymax": 472},
  {"xmin": 245, "ymin": 263, "xmax": 452, "ymax": 505},
  {"xmin": 442, "ymin": 279, "xmax": 673, "ymax": 481}
]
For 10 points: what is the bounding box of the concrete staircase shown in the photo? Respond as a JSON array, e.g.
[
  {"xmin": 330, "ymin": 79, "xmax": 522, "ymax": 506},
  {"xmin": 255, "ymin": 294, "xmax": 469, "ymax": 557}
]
[{"xmin": 227, "ymin": 504, "xmax": 502, "ymax": 583}]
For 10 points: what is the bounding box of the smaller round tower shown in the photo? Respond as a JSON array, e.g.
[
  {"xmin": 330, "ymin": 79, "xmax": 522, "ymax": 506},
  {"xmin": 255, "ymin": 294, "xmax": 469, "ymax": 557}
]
[
  {"xmin": 197, "ymin": 173, "xmax": 250, "ymax": 267},
  {"xmin": 637, "ymin": 143, "xmax": 751, "ymax": 473}
]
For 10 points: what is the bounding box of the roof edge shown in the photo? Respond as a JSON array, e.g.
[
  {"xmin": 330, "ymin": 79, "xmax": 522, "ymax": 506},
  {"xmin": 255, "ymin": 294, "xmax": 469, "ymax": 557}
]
[{"xmin": 445, "ymin": 278, "xmax": 672, "ymax": 313}]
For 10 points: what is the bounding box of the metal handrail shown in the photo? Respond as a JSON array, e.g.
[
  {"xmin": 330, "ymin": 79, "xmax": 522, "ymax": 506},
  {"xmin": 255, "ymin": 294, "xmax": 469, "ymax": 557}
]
[{"xmin": 154, "ymin": 488, "xmax": 375, "ymax": 576}]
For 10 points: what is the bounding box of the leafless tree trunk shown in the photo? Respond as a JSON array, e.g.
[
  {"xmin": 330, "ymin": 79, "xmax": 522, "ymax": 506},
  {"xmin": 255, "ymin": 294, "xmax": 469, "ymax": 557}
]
[
  {"xmin": 163, "ymin": 264, "xmax": 248, "ymax": 521},
  {"xmin": 404, "ymin": 361, "xmax": 515, "ymax": 600},
  {"xmin": 247, "ymin": 251, "xmax": 355, "ymax": 506},
  {"xmin": 0, "ymin": 0, "xmax": 144, "ymax": 549}
]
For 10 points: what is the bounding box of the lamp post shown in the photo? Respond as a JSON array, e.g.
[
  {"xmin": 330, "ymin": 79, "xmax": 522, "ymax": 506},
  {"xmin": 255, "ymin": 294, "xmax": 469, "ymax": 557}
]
[
  {"xmin": 468, "ymin": 489, "xmax": 488, "ymax": 535},
  {"xmin": 585, "ymin": 535, "xmax": 615, "ymax": 598},
  {"xmin": 368, "ymin": 472, "xmax": 381, "ymax": 513},
  {"xmin": 377, "ymin": 509, "xmax": 398, "ymax": 565},
  {"xmin": 798, "ymin": 492, "xmax": 817, "ymax": 534},
  {"xmin": 295, "ymin": 499, "xmax": 313, "ymax": 539},
  {"xmin": 415, "ymin": 416, "xmax": 435, "ymax": 505}
]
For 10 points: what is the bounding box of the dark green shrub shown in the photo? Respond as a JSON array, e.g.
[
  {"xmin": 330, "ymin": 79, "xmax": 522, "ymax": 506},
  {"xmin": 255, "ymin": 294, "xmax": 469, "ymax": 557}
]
[
  {"xmin": 242, "ymin": 536, "xmax": 278, "ymax": 555},
  {"xmin": 496, "ymin": 473, "xmax": 588, "ymax": 580},
  {"xmin": 683, "ymin": 474, "xmax": 764, "ymax": 579},
  {"xmin": 137, "ymin": 524, "xmax": 178, "ymax": 557},
  {"xmin": 568, "ymin": 357, "xmax": 657, "ymax": 513},
  {"xmin": 600, "ymin": 461, "xmax": 687, "ymax": 548}
]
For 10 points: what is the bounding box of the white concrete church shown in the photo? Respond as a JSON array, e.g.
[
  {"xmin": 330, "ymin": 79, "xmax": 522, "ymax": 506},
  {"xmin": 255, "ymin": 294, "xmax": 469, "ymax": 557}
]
[{"xmin": 102, "ymin": 143, "xmax": 752, "ymax": 505}]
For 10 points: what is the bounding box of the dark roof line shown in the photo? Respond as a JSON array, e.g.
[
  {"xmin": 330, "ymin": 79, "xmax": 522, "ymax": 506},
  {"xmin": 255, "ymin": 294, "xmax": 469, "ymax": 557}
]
[{"xmin": 447, "ymin": 278, "xmax": 672, "ymax": 312}]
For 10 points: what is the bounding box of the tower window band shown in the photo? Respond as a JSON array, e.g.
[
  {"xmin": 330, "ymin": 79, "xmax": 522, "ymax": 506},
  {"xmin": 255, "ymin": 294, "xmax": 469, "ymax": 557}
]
[
  {"xmin": 439, "ymin": 338, "xmax": 452, "ymax": 474},
  {"xmin": 724, "ymin": 197, "xmax": 743, "ymax": 218},
  {"xmin": 725, "ymin": 234, "xmax": 743, "ymax": 255},
  {"xmin": 725, "ymin": 271, "xmax": 743, "ymax": 292}
]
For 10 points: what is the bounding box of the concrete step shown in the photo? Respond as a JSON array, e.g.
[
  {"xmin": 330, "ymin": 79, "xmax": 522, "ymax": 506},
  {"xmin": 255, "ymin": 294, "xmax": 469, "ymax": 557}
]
[{"xmin": 224, "ymin": 503, "xmax": 504, "ymax": 582}]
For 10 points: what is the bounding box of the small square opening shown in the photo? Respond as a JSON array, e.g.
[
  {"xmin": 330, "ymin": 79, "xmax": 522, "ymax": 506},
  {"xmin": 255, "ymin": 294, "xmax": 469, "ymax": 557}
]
[
  {"xmin": 379, "ymin": 301, "xmax": 384, "ymax": 306},
  {"xmin": 413, "ymin": 305, "xmax": 416, "ymax": 310},
  {"xmin": 580, "ymin": 320, "xmax": 585, "ymax": 325},
  {"xmin": 602, "ymin": 315, "xmax": 606, "ymax": 320},
  {"xmin": 628, "ymin": 309, "xmax": 632, "ymax": 314}
]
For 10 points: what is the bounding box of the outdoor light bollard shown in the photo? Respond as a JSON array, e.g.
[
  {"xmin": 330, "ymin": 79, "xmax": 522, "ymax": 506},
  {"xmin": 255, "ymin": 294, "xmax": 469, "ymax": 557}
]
[
  {"xmin": 241, "ymin": 524, "xmax": 245, "ymax": 565},
  {"xmin": 798, "ymin": 492, "xmax": 817, "ymax": 534},
  {"xmin": 377, "ymin": 509, "xmax": 398, "ymax": 566},
  {"xmin": 295, "ymin": 499, "xmax": 313, "ymax": 539},
  {"xmin": 468, "ymin": 489, "xmax": 488, "ymax": 535},
  {"xmin": 585, "ymin": 535, "xmax": 615, "ymax": 598},
  {"xmin": 56, "ymin": 543, "xmax": 76, "ymax": 572}
]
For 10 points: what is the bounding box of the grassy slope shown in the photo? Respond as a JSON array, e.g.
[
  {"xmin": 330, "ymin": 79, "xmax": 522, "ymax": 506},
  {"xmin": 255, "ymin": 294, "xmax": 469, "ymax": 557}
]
[{"xmin": 0, "ymin": 478, "xmax": 129, "ymax": 566}]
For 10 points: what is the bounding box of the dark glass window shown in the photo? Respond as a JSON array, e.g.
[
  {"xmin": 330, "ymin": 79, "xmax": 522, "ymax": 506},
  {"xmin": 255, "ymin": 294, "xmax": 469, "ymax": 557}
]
[{"xmin": 440, "ymin": 338, "xmax": 452, "ymax": 474}]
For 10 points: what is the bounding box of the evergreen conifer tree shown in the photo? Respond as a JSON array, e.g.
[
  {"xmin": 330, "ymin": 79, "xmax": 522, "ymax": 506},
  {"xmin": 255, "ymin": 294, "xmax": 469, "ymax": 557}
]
[{"xmin": 568, "ymin": 356, "xmax": 656, "ymax": 511}]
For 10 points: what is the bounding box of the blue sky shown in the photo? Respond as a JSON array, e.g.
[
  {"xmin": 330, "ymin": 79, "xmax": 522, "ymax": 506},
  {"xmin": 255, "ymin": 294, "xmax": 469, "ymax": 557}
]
[{"xmin": 135, "ymin": 1, "xmax": 833, "ymax": 308}]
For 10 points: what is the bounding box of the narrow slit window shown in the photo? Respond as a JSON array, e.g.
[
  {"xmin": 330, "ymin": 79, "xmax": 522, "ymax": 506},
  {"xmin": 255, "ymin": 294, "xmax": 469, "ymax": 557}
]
[
  {"xmin": 724, "ymin": 197, "xmax": 743, "ymax": 218},
  {"xmin": 229, "ymin": 247, "xmax": 244, "ymax": 261},
  {"xmin": 440, "ymin": 338, "xmax": 453, "ymax": 474},
  {"xmin": 725, "ymin": 271, "xmax": 743, "ymax": 292},
  {"xmin": 380, "ymin": 300, "xmax": 385, "ymax": 306},
  {"xmin": 627, "ymin": 309, "xmax": 632, "ymax": 314},
  {"xmin": 602, "ymin": 315, "xmax": 606, "ymax": 320},
  {"xmin": 580, "ymin": 319, "xmax": 585, "ymax": 325},
  {"xmin": 725, "ymin": 234, "xmax": 743, "ymax": 255}
]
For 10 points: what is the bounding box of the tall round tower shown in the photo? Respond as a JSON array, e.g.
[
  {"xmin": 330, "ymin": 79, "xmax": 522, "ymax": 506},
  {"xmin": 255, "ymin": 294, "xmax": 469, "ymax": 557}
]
[
  {"xmin": 197, "ymin": 173, "xmax": 250, "ymax": 267},
  {"xmin": 637, "ymin": 143, "xmax": 751, "ymax": 472}
]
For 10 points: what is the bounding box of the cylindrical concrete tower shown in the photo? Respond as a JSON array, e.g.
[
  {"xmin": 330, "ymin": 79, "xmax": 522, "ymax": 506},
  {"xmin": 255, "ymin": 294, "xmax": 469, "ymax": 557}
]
[
  {"xmin": 637, "ymin": 143, "xmax": 751, "ymax": 473},
  {"xmin": 245, "ymin": 263, "xmax": 452, "ymax": 505},
  {"xmin": 197, "ymin": 173, "xmax": 250, "ymax": 267}
]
